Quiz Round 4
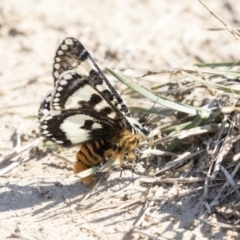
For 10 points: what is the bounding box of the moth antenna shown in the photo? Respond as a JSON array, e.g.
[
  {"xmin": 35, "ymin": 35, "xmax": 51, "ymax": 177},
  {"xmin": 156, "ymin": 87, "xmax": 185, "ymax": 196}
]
[{"xmin": 143, "ymin": 97, "xmax": 159, "ymax": 126}]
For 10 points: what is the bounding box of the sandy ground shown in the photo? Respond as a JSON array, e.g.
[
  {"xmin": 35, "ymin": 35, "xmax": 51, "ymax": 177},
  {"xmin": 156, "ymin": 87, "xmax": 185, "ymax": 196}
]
[{"xmin": 1, "ymin": 0, "xmax": 240, "ymax": 239}]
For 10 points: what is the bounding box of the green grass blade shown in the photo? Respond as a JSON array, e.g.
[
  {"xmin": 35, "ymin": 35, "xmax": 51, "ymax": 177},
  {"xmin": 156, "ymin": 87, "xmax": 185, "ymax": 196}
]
[
  {"xmin": 107, "ymin": 68, "xmax": 211, "ymax": 117},
  {"xmin": 183, "ymin": 72, "xmax": 240, "ymax": 96}
]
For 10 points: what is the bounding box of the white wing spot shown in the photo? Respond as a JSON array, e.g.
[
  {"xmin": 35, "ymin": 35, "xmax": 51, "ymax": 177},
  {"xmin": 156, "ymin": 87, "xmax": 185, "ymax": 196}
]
[
  {"xmin": 60, "ymin": 115, "xmax": 96, "ymax": 144},
  {"xmin": 64, "ymin": 84, "xmax": 96, "ymax": 109},
  {"xmin": 107, "ymin": 112, "xmax": 117, "ymax": 119},
  {"xmin": 92, "ymin": 123, "xmax": 102, "ymax": 128},
  {"xmin": 95, "ymin": 84, "xmax": 106, "ymax": 92},
  {"xmin": 54, "ymin": 63, "xmax": 60, "ymax": 69},
  {"xmin": 63, "ymin": 74, "xmax": 72, "ymax": 80},
  {"xmin": 61, "ymin": 44, "xmax": 68, "ymax": 50},
  {"xmin": 55, "ymin": 93, "xmax": 60, "ymax": 97},
  {"xmin": 60, "ymin": 80, "xmax": 67, "ymax": 85},
  {"xmin": 53, "ymin": 98, "xmax": 59, "ymax": 102},
  {"xmin": 41, "ymin": 109, "xmax": 49, "ymax": 115},
  {"xmin": 54, "ymin": 71, "xmax": 60, "ymax": 78},
  {"xmin": 58, "ymin": 50, "xmax": 64, "ymax": 55},
  {"xmin": 57, "ymin": 86, "xmax": 63, "ymax": 91},
  {"xmin": 55, "ymin": 57, "xmax": 61, "ymax": 62},
  {"xmin": 75, "ymin": 59, "xmax": 96, "ymax": 77},
  {"xmin": 65, "ymin": 38, "xmax": 74, "ymax": 45},
  {"xmin": 45, "ymin": 96, "xmax": 52, "ymax": 102}
]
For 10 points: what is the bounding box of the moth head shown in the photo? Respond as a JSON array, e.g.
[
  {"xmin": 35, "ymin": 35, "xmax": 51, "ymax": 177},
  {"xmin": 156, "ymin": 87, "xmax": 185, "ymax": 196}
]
[{"xmin": 126, "ymin": 117, "xmax": 150, "ymax": 137}]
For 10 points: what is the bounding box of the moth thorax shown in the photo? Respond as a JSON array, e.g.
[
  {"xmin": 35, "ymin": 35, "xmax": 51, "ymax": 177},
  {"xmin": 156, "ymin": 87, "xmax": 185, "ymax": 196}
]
[{"xmin": 117, "ymin": 129, "xmax": 141, "ymax": 153}]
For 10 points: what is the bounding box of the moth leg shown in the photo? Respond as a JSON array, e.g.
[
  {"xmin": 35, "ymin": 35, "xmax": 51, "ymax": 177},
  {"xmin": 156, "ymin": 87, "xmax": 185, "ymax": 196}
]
[
  {"xmin": 95, "ymin": 157, "xmax": 108, "ymax": 173},
  {"xmin": 118, "ymin": 152, "xmax": 129, "ymax": 186},
  {"xmin": 127, "ymin": 149, "xmax": 140, "ymax": 182}
]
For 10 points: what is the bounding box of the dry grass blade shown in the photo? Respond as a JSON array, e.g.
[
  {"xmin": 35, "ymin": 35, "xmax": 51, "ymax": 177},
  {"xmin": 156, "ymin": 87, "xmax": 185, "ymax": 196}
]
[
  {"xmin": 182, "ymin": 72, "xmax": 240, "ymax": 96},
  {"xmin": 199, "ymin": 0, "xmax": 240, "ymax": 40},
  {"xmin": 141, "ymin": 149, "xmax": 177, "ymax": 157},
  {"xmin": 83, "ymin": 197, "xmax": 145, "ymax": 217},
  {"xmin": 220, "ymin": 166, "xmax": 239, "ymax": 196},
  {"xmin": 154, "ymin": 123, "xmax": 225, "ymax": 146},
  {"xmin": 50, "ymin": 152, "xmax": 73, "ymax": 164},
  {"xmin": 0, "ymin": 155, "xmax": 31, "ymax": 176},
  {"xmin": 140, "ymin": 177, "xmax": 205, "ymax": 184},
  {"xmin": 107, "ymin": 68, "xmax": 201, "ymax": 116},
  {"xmin": 210, "ymin": 161, "xmax": 240, "ymax": 207},
  {"xmin": 154, "ymin": 151, "xmax": 204, "ymax": 176},
  {"xmin": 0, "ymin": 137, "xmax": 43, "ymax": 165}
]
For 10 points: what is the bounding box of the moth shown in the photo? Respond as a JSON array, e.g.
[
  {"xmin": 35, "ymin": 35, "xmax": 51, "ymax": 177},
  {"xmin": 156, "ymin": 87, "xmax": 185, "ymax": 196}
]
[{"xmin": 38, "ymin": 37, "xmax": 149, "ymax": 184}]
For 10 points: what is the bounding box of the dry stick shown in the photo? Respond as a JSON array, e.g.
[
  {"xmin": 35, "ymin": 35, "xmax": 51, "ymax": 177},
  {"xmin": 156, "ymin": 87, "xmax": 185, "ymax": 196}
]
[
  {"xmin": 212, "ymin": 135, "xmax": 240, "ymax": 179},
  {"xmin": 215, "ymin": 222, "xmax": 240, "ymax": 229},
  {"xmin": 211, "ymin": 115, "xmax": 229, "ymax": 179},
  {"xmin": 50, "ymin": 152, "xmax": 73, "ymax": 164},
  {"xmin": 220, "ymin": 165, "xmax": 240, "ymax": 198},
  {"xmin": 154, "ymin": 150, "xmax": 203, "ymax": 176},
  {"xmin": 0, "ymin": 137, "xmax": 43, "ymax": 165},
  {"xmin": 153, "ymin": 123, "xmax": 223, "ymax": 146},
  {"xmin": 151, "ymin": 183, "xmax": 223, "ymax": 202},
  {"xmin": 140, "ymin": 176, "xmax": 205, "ymax": 184},
  {"xmin": 210, "ymin": 161, "xmax": 240, "ymax": 207},
  {"xmin": 198, "ymin": 0, "xmax": 240, "ymax": 40},
  {"xmin": 0, "ymin": 155, "xmax": 31, "ymax": 176},
  {"xmin": 202, "ymin": 161, "xmax": 214, "ymax": 207},
  {"xmin": 83, "ymin": 197, "xmax": 145, "ymax": 216},
  {"xmin": 141, "ymin": 149, "xmax": 177, "ymax": 157}
]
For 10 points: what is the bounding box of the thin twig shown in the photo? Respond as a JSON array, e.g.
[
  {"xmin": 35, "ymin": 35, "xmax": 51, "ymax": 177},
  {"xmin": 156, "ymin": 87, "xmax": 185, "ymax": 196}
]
[
  {"xmin": 0, "ymin": 155, "xmax": 31, "ymax": 176},
  {"xmin": 140, "ymin": 176, "xmax": 205, "ymax": 184},
  {"xmin": 83, "ymin": 197, "xmax": 145, "ymax": 216},
  {"xmin": 50, "ymin": 152, "xmax": 73, "ymax": 164},
  {"xmin": 0, "ymin": 137, "xmax": 43, "ymax": 165},
  {"xmin": 199, "ymin": 0, "xmax": 240, "ymax": 40},
  {"xmin": 210, "ymin": 161, "xmax": 240, "ymax": 207},
  {"xmin": 154, "ymin": 151, "xmax": 203, "ymax": 176},
  {"xmin": 141, "ymin": 149, "xmax": 177, "ymax": 157},
  {"xmin": 220, "ymin": 165, "xmax": 240, "ymax": 198},
  {"xmin": 153, "ymin": 123, "xmax": 225, "ymax": 146}
]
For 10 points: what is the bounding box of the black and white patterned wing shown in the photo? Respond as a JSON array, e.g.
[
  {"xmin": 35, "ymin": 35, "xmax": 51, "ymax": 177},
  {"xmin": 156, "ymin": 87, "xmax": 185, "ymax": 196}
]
[
  {"xmin": 52, "ymin": 37, "xmax": 131, "ymax": 118},
  {"xmin": 39, "ymin": 72, "xmax": 124, "ymax": 145}
]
